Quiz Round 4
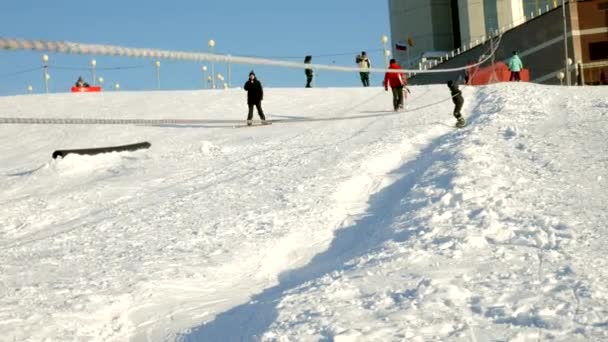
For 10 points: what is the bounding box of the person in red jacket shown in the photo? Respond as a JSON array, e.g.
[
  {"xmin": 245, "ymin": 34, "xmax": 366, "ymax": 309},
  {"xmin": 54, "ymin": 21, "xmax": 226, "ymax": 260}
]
[{"xmin": 383, "ymin": 59, "xmax": 407, "ymax": 111}]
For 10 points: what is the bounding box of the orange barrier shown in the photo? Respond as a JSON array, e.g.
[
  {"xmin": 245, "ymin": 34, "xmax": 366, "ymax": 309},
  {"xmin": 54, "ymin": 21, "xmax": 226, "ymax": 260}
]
[
  {"xmin": 467, "ymin": 62, "xmax": 529, "ymax": 85},
  {"xmin": 71, "ymin": 86, "xmax": 102, "ymax": 93}
]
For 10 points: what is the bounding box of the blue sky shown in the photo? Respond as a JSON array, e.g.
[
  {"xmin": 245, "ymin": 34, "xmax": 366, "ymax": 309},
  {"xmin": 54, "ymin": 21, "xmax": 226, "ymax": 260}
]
[{"xmin": 0, "ymin": 1, "xmax": 390, "ymax": 95}]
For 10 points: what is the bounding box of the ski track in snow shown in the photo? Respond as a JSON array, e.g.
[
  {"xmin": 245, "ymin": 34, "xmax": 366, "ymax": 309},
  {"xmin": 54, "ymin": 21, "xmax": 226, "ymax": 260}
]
[{"xmin": 0, "ymin": 84, "xmax": 607, "ymax": 342}]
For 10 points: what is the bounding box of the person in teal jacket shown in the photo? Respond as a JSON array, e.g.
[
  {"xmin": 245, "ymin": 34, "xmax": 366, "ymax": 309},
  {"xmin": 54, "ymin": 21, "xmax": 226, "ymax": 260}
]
[{"xmin": 508, "ymin": 51, "xmax": 523, "ymax": 81}]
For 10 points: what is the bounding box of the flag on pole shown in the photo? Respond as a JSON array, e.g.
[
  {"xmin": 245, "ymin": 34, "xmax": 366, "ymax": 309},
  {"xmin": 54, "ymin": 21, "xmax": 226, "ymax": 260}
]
[{"xmin": 395, "ymin": 42, "xmax": 407, "ymax": 51}]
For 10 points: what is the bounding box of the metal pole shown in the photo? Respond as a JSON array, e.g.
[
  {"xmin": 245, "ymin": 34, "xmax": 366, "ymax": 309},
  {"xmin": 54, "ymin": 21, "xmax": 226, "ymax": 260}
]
[
  {"xmin": 208, "ymin": 39, "xmax": 216, "ymax": 89},
  {"xmin": 155, "ymin": 61, "xmax": 161, "ymax": 90},
  {"xmin": 42, "ymin": 55, "xmax": 49, "ymax": 93},
  {"xmin": 381, "ymin": 35, "xmax": 389, "ymax": 67},
  {"xmin": 211, "ymin": 54, "xmax": 215, "ymax": 89},
  {"xmin": 91, "ymin": 60, "xmax": 97, "ymax": 86},
  {"xmin": 562, "ymin": 0, "xmax": 570, "ymax": 86},
  {"xmin": 227, "ymin": 54, "xmax": 231, "ymax": 88},
  {"xmin": 202, "ymin": 66, "xmax": 207, "ymax": 89}
]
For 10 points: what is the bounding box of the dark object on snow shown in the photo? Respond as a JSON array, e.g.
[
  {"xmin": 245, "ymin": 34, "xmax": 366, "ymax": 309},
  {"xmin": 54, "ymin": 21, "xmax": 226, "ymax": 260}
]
[{"xmin": 52, "ymin": 142, "xmax": 151, "ymax": 159}]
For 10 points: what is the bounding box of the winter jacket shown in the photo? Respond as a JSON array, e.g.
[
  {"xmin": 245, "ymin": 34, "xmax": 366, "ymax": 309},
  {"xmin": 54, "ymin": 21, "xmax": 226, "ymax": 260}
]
[
  {"xmin": 304, "ymin": 56, "xmax": 313, "ymax": 77},
  {"xmin": 383, "ymin": 62, "xmax": 406, "ymax": 89},
  {"xmin": 244, "ymin": 79, "xmax": 263, "ymax": 105},
  {"xmin": 305, "ymin": 63, "xmax": 313, "ymax": 77},
  {"xmin": 508, "ymin": 55, "xmax": 523, "ymax": 72},
  {"xmin": 356, "ymin": 55, "xmax": 371, "ymax": 71}
]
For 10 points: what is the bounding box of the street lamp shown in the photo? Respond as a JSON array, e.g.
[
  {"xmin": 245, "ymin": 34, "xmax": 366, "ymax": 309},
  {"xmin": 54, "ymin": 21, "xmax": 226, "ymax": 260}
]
[
  {"xmin": 27, "ymin": 85, "xmax": 33, "ymax": 94},
  {"xmin": 42, "ymin": 54, "xmax": 49, "ymax": 93},
  {"xmin": 90, "ymin": 59, "xmax": 97, "ymax": 85},
  {"xmin": 557, "ymin": 71, "xmax": 565, "ymax": 85},
  {"xmin": 114, "ymin": 83, "xmax": 120, "ymax": 91},
  {"xmin": 217, "ymin": 73, "xmax": 225, "ymax": 89},
  {"xmin": 208, "ymin": 39, "xmax": 216, "ymax": 88},
  {"xmin": 202, "ymin": 65, "xmax": 208, "ymax": 89},
  {"xmin": 155, "ymin": 60, "xmax": 161, "ymax": 90},
  {"xmin": 98, "ymin": 77, "xmax": 104, "ymax": 88},
  {"xmin": 562, "ymin": 0, "xmax": 570, "ymax": 86},
  {"xmin": 45, "ymin": 73, "xmax": 51, "ymax": 90},
  {"xmin": 381, "ymin": 35, "xmax": 389, "ymax": 67},
  {"xmin": 207, "ymin": 75, "xmax": 213, "ymax": 88},
  {"xmin": 227, "ymin": 54, "xmax": 232, "ymax": 88}
]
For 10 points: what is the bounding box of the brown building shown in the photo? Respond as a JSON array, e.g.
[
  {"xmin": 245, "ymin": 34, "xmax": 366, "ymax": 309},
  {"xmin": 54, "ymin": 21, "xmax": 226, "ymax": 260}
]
[{"xmin": 408, "ymin": 0, "xmax": 608, "ymax": 85}]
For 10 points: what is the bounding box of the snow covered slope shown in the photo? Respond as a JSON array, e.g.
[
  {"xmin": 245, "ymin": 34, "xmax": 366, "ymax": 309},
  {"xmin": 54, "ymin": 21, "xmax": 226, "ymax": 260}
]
[{"xmin": 0, "ymin": 84, "xmax": 606, "ymax": 341}]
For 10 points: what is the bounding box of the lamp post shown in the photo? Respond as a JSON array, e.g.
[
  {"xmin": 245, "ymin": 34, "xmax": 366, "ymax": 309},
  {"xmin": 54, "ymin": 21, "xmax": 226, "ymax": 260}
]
[
  {"xmin": 557, "ymin": 71, "xmax": 565, "ymax": 86},
  {"xmin": 98, "ymin": 77, "xmax": 104, "ymax": 88},
  {"xmin": 27, "ymin": 85, "xmax": 33, "ymax": 94},
  {"xmin": 567, "ymin": 58, "xmax": 573, "ymax": 85},
  {"xmin": 155, "ymin": 60, "xmax": 161, "ymax": 90},
  {"xmin": 384, "ymin": 49, "xmax": 391, "ymax": 65},
  {"xmin": 207, "ymin": 75, "xmax": 213, "ymax": 88},
  {"xmin": 562, "ymin": 0, "xmax": 570, "ymax": 86},
  {"xmin": 227, "ymin": 54, "xmax": 232, "ymax": 88},
  {"xmin": 114, "ymin": 83, "xmax": 120, "ymax": 91},
  {"xmin": 42, "ymin": 54, "xmax": 49, "ymax": 93},
  {"xmin": 381, "ymin": 35, "xmax": 389, "ymax": 67},
  {"xmin": 202, "ymin": 65, "xmax": 208, "ymax": 89},
  {"xmin": 90, "ymin": 59, "xmax": 97, "ymax": 85},
  {"xmin": 208, "ymin": 39, "xmax": 216, "ymax": 88},
  {"xmin": 217, "ymin": 73, "xmax": 224, "ymax": 89}
]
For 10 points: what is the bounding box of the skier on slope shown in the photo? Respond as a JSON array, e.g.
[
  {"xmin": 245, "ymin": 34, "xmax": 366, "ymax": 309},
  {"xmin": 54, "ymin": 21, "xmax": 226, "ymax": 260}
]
[
  {"xmin": 304, "ymin": 55, "xmax": 313, "ymax": 88},
  {"xmin": 355, "ymin": 51, "xmax": 371, "ymax": 87},
  {"xmin": 508, "ymin": 51, "xmax": 524, "ymax": 82},
  {"xmin": 447, "ymin": 80, "xmax": 466, "ymax": 128},
  {"xmin": 383, "ymin": 59, "xmax": 407, "ymax": 111},
  {"xmin": 243, "ymin": 71, "xmax": 268, "ymax": 126}
]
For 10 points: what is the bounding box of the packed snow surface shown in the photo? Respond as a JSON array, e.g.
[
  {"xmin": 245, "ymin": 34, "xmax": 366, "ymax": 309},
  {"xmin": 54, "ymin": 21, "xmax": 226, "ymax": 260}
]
[{"xmin": 1, "ymin": 83, "xmax": 606, "ymax": 341}]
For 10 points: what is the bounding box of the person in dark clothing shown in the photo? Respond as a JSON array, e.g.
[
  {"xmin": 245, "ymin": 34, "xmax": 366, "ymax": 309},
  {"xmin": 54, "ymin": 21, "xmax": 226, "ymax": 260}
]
[
  {"xmin": 244, "ymin": 71, "xmax": 267, "ymax": 125},
  {"xmin": 356, "ymin": 51, "xmax": 371, "ymax": 87},
  {"xmin": 75, "ymin": 76, "xmax": 90, "ymax": 88},
  {"xmin": 383, "ymin": 59, "xmax": 406, "ymax": 111},
  {"xmin": 304, "ymin": 55, "xmax": 313, "ymax": 88},
  {"xmin": 447, "ymin": 80, "xmax": 466, "ymax": 127}
]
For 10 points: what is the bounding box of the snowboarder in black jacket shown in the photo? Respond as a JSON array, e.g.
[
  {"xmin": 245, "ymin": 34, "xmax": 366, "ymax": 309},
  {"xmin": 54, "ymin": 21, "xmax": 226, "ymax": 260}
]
[
  {"xmin": 304, "ymin": 55, "xmax": 313, "ymax": 88},
  {"xmin": 447, "ymin": 80, "xmax": 466, "ymax": 127},
  {"xmin": 244, "ymin": 71, "xmax": 267, "ymax": 125}
]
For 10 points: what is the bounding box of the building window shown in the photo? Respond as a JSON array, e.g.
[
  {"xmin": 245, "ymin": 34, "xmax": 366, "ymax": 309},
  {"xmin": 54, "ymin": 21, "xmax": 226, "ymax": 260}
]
[{"xmin": 589, "ymin": 41, "xmax": 608, "ymax": 60}]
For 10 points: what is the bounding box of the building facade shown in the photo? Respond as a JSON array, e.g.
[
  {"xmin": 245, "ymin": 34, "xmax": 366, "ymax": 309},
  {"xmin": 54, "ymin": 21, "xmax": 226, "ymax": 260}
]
[
  {"xmin": 388, "ymin": 0, "xmax": 535, "ymax": 67},
  {"xmin": 389, "ymin": 0, "xmax": 608, "ymax": 85}
]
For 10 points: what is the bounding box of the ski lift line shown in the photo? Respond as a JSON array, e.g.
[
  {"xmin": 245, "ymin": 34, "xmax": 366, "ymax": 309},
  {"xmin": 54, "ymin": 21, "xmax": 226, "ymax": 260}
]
[
  {"xmin": 50, "ymin": 65, "xmax": 146, "ymax": 71},
  {"xmin": 0, "ymin": 117, "xmax": 262, "ymax": 125},
  {"xmin": 0, "ymin": 36, "xmax": 500, "ymax": 75},
  {"xmin": 0, "ymin": 66, "xmax": 43, "ymax": 78},
  {"xmin": 245, "ymin": 48, "xmax": 385, "ymax": 60}
]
